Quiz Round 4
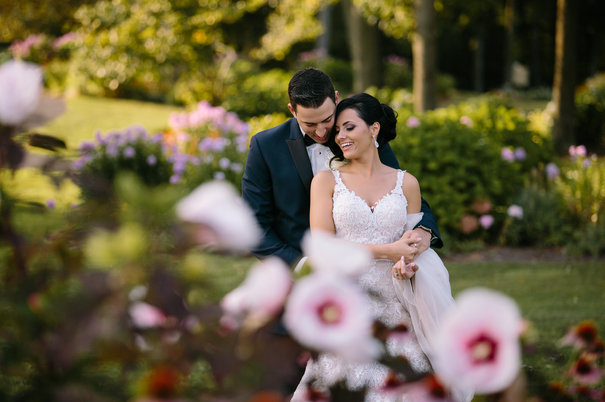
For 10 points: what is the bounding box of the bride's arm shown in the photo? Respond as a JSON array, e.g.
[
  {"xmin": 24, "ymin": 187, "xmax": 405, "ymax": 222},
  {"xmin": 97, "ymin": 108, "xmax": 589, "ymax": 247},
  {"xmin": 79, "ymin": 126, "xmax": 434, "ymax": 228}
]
[{"xmin": 309, "ymin": 171, "xmax": 336, "ymax": 233}]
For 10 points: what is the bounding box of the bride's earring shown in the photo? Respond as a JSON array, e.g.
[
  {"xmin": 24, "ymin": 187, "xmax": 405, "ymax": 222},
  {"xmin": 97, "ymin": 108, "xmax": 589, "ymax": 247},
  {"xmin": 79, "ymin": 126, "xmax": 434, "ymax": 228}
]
[{"xmin": 373, "ymin": 135, "xmax": 379, "ymax": 148}]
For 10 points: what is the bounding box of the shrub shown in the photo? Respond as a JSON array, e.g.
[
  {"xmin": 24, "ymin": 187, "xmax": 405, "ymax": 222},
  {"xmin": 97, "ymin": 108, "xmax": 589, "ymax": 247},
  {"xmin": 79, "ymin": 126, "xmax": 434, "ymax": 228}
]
[
  {"xmin": 575, "ymin": 72, "xmax": 605, "ymax": 154},
  {"xmin": 554, "ymin": 148, "xmax": 605, "ymax": 256},
  {"xmin": 383, "ymin": 55, "xmax": 413, "ymax": 89},
  {"xmin": 499, "ymin": 186, "xmax": 571, "ymax": 247},
  {"xmin": 165, "ymin": 101, "xmax": 250, "ymax": 192},
  {"xmin": 221, "ymin": 68, "xmax": 291, "ymax": 118},
  {"xmin": 391, "ymin": 96, "xmax": 554, "ymax": 245},
  {"xmin": 73, "ymin": 126, "xmax": 182, "ymax": 200}
]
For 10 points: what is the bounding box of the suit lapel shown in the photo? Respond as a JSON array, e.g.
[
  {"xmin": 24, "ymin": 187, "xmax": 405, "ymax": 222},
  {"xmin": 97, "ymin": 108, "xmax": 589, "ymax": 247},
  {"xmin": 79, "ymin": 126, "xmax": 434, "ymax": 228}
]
[{"xmin": 286, "ymin": 122, "xmax": 313, "ymax": 194}]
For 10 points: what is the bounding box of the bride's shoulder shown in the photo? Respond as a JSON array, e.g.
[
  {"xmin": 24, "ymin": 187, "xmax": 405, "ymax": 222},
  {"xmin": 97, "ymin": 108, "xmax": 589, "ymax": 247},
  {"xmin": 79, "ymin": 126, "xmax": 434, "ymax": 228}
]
[
  {"xmin": 401, "ymin": 170, "xmax": 420, "ymax": 190},
  {"xmin": 311, "ymin": 169, "xmax": 336, "ymax": 186}
]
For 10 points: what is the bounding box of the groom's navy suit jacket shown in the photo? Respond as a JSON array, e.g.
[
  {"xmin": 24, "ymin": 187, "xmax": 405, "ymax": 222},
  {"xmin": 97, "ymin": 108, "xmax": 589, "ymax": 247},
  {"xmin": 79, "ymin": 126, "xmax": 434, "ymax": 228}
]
[{"xmin": 241, "ymin": 118, "xmax": 442, "ymax": 267}]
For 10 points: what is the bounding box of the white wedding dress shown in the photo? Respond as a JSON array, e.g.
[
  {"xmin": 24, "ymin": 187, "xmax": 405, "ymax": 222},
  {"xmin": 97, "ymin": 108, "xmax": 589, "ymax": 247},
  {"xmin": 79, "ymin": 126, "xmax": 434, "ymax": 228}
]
[{"xmin": 292, "ymin": 169, "xmax": 471, "ymax": 402}]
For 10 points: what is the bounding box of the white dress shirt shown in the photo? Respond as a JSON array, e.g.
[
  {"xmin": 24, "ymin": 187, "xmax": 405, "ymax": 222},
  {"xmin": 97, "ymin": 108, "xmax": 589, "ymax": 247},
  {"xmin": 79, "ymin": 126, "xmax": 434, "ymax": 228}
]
[{"xmin": 300, "ymin": 126, "xmax": 334, "ymax": 175}]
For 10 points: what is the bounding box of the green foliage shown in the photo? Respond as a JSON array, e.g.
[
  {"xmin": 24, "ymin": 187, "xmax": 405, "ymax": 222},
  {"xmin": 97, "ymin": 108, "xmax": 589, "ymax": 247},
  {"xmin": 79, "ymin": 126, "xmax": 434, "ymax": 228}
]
[
  {"xmin": 222, "ymin": 67, "xmax": 291, "ymax": 118},
  {"xmin": 499, "ymin": 186, "xmax": 571, "ymax": 247},
  {"xmin": 575, "ymin": 72, "xmax": 605, "ymax": 154},
  {"xmin": 554, "ymin": 151, "xmax": 605, "ymax": 256},
  {"xmin": 165, "ymin": 101, "xmax": 251, "ymax": 192},
  {"xmin": 383, "ymin": 55, "xmax": 413, "ymax": 88},
  {"xmin": 73, "ymin": 127, "xmax": 176, "ymax": 201},
  {"xmin": 391, "ymin": 95, "xmax": 555, "ymax": 246}
]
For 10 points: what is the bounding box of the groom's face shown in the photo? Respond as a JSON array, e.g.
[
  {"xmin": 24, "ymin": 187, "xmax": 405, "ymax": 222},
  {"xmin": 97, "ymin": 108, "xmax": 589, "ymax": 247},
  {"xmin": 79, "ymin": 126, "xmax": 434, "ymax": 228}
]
[{"xmin": 289, "ymin": 96, "xmax": 338, "ymax": 145}]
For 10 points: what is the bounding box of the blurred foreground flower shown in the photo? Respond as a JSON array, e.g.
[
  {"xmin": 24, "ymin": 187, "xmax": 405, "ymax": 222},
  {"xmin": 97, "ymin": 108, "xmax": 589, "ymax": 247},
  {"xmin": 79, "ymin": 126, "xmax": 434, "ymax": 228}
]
[
  {"xmin": 284, "ymin": 273, "xmax": 380, "ymax": 362},
  {"xmin": 176, "ymin": 180, "xmax": 261, "ymax": 252},
  {"xmin": 221, "ymin": 257, "xmax": 292, "ymax": 331},
  {"xmin": 129, "ymin": 301, "xmax": 167, "ymax": 329},
  {"xmin": 0, "ymin": 60, "xmax": 42, "ymax": 126},
  {"xmin": 301, "ymin": 230, "xmax": 372, "ymax": 277},
  {"xmin": 433, "ymin": 287, "xmax": 523, "ymax": 395}
]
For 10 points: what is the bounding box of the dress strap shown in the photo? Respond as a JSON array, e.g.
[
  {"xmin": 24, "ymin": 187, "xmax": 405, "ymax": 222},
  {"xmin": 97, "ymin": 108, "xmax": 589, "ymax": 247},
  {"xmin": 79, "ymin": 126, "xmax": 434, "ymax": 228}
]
[
  {"xmin": 395, "ymin": 170, "xmax": 405, "ymax": 193},
  {"xmin": 331, "ymin": 168, "xmax": 344, "ymax": 185}
]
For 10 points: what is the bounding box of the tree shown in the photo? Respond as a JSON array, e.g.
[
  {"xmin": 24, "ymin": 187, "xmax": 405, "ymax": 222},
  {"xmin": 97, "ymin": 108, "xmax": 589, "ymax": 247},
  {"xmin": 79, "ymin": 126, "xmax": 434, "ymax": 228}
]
[
  {"xmin": 552, "ymin": 0, "xmax": 577, "ymax": 154},
  {"xmin": 342, "ymin": 0, "xmax": 381, "ymax": 92},
  {"xmin": 412, "ymin": 0, "xmax": 437, "ymax": 112}
]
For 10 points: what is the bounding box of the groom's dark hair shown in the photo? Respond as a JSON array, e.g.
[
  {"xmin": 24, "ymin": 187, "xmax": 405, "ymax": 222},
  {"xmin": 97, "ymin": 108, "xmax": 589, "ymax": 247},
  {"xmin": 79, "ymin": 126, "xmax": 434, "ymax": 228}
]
[{"xmin": 288, "ymin": 68, "xmax": 335, "ymax": 111}]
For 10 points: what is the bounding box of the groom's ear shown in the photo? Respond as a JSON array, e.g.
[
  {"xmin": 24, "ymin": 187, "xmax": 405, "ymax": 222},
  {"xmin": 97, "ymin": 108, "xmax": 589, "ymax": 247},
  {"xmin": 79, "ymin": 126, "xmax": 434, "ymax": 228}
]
[
  {"xmin": 287, "ymin": 103, "xmax": 296, "ymax": 117},
  {"xmin": 334, "ymin": 91, "xmax": 339, "ymax": 104}
]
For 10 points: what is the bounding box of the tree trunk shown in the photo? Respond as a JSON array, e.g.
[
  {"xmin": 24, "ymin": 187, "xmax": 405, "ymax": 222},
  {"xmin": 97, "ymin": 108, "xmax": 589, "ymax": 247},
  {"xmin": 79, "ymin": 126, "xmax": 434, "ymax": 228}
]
[
  {"xmin": 473, "ymin": 24, "xmax": 486, "ymax": 92},
  {"xmin": 342, "ymin": 0, "xmax": 381, "ymax": 93},
  {"xmin": 503, "ymin": 0, "xmax": 516, "ymax": 89},
  {"xmin": 412, "ymin": 0, "xmax": 436, "ymax": 113},
  {"xmin": 552, "ymin": 0, "xmax": 577, "ymax": 155}
]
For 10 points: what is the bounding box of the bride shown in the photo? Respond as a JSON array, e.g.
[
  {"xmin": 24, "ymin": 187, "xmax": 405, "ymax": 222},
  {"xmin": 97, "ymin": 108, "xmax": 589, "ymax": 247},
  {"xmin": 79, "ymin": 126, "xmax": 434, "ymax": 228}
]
[{"xmin": 291, "ymin": 93, "xmax": 471, "ymax": 401}]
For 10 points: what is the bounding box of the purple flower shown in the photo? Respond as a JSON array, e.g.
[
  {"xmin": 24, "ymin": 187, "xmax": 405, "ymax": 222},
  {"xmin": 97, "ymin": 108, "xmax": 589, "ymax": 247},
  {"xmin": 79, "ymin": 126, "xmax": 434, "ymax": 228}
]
[
  {"xmin": 569, "ymin": 145, "xmax": 587, "ymax": 158},
  {"xmin": 46, "ymin": 199, "xmax": 56, "ymax": 209},
  {"xmin": 123, "ymin": 146, "xmax": 135, "ymax": 158},
  {"xmin": 582, "ymin": 159, "xmax": 591, "ymax": 168},
  {"xmin": 147, "ymin": 155, "xmax": 157, "ymax": 166},
  {"xmin": 507, "ymin": 205, "xmax": 523, "ymax": 219},
  {"xmin": 514, "ymin": 147, "xmax": 526, "ymax": 161},
  {"xmin": 219, "ymin": 157, "xmax": 231, "ymax": 169},
  {"xmin": 479, "ymin": 215, "xmax": 494, "ymax": 229},
  {"xmin": 545, "ymin": 162, "xmax": 560, "ymax": 179},
  {"xmin": 105, "ymin": 144, "xmax": 118, "ymax": 157},
  {"xmin": 213, "ymin": 171, "xmax": 226, "ymax": 180},
  {"xmin": 406, "ymin": 116, "xmax": 420, "ymax": 128},
  {"xmin": 230, "ymin": 162, "xmax": 243, "ymax": 173},
  {"xmin": 501, "ymin": 148, "xmax": 515, "ymax": 162}
]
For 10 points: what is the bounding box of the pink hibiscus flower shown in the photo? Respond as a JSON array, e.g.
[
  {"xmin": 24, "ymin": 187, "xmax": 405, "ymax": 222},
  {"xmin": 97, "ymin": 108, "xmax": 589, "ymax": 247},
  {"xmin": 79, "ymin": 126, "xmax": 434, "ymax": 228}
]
[
  {"xmin": 176, "ymin": 180, "xmax": 261, "ymax": 252},
  {"xmin": 284, "ymin": 273, "xmax": 380, "ymax": 362},
  {"xmin": 432, "ymin": 288, "xmax": 523, "ymax": 394},
  {"xmin": 220, "ymin": 257, "xmax": 292, "ymax": 330}
]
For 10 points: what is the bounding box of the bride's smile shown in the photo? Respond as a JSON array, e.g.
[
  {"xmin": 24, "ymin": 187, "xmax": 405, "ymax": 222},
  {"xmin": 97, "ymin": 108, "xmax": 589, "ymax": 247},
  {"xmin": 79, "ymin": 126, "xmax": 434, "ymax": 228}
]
[{"xmin": 334, "ymin": 108, "xmax": 377, "ymax": 158}]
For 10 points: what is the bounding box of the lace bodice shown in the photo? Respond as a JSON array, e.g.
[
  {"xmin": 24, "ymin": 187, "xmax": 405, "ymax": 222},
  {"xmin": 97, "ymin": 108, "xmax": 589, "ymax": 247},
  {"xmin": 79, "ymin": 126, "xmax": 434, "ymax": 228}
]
[{"xmin": 332, "ymin": 168, "xmax": 407, "ymax": 245}]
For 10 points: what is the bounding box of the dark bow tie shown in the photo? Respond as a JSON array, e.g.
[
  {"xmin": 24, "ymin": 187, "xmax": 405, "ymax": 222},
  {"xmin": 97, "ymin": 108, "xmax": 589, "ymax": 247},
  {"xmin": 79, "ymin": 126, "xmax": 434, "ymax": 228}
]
[{"xmin": 303, "ymin": 135, "xmax": 317, "ymax": 147}]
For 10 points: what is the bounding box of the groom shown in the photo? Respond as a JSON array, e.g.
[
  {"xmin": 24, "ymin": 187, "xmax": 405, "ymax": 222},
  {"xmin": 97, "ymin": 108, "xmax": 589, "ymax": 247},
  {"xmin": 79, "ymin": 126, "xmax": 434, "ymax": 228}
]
[{"xmin": 241, "ymin": 67, "xmax": 442, "ymax": 267}]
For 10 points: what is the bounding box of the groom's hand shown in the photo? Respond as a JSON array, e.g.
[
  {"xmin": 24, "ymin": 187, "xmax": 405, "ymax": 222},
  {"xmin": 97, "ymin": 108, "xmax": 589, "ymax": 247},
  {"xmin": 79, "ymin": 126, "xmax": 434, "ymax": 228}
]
[
  {"xmin": 388, "ymin": 231, "xmax": 422, "ymax": 263},
  {"xmin": 410, "ymin": 227, "xmax": 431, "ymax": 256}
]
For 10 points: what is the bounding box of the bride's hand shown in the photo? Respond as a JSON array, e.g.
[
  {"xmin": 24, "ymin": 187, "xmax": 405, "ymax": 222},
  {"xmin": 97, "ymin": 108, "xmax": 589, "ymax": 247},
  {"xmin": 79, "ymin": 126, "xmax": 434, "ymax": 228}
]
[
  {"xmin": 392, "ymin": 257, "xmax": 418, "ymax": 280},
  {"xmin": 388, "ymin": 231, "xmax": 422, "ymax": 263}
]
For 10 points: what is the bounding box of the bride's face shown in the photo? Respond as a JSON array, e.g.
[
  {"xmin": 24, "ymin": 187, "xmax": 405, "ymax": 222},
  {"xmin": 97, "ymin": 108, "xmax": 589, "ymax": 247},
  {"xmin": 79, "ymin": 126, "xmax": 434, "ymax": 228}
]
[{"xmin": 334, "ymin": 108, "xmax": 378, "ymax": 159}]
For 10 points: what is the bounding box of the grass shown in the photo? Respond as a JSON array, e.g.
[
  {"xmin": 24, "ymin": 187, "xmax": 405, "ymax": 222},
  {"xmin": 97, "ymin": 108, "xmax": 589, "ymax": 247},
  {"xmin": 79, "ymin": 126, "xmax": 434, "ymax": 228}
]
[
  {"xmin": 446, "ymin": 259, "xmax": 605, "ymax": 397},
  {"xmin": 37, "ymin": 95, "xmax": 183, "ymax": 149},
  {"xmin": 2, "ymin": 95, "xmax": 183, "ymax": 207}
]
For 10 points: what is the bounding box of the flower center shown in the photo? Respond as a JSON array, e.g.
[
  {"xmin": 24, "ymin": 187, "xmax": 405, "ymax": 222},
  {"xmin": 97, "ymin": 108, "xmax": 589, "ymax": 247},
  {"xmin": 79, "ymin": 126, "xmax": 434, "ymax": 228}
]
[
  {"xmin": 469, "ymin": 333, "xmax": 497, "ymax": 363},
  {"xmin": 318, "ymin": 301, "xmax": 342, "ymax": 324}
]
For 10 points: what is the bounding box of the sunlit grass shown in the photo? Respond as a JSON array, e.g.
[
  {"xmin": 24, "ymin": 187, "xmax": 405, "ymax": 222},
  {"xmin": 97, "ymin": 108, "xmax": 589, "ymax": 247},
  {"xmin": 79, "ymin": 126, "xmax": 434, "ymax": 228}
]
[
  {"xmin": 37, "ymin": 95, "xmax": 183, "ymax": 149},
  {"xmin": 7, "ymin": 95, "xmax": 184, "ymax": 206}
]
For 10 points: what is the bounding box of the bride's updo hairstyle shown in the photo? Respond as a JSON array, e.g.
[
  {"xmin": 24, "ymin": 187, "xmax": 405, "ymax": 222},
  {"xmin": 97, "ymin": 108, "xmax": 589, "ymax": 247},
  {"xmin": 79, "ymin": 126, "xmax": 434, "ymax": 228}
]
[{"xmin": 328, "ymin": 92, "xmax": 398, "ymax": 162}]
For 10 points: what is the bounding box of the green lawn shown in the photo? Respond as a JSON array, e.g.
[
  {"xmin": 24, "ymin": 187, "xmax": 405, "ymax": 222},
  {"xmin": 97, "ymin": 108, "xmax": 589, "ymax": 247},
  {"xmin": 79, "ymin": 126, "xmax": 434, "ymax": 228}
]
[
  {"xmin": 2, "ymin": 95, "xmax": 183, "ymax": 207},
  {"xmin": 446, "ymin": 259, "xmax": 605, "ymax": 397},
  {"xmin": 38, "ymin": 95, "xmax": 183, "ymax": 149}
]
